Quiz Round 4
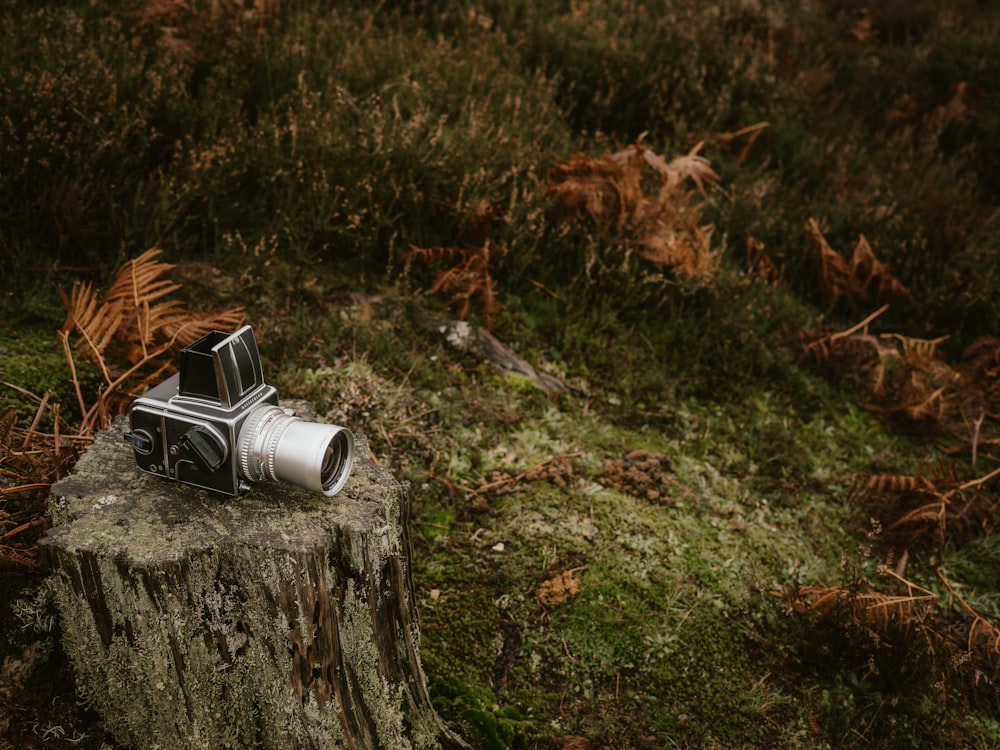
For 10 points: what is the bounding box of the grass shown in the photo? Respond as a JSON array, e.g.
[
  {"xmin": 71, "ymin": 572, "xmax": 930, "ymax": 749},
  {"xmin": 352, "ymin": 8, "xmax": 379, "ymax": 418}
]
[{"xmin": 2, "ymin": 0, "xmax": 1000, "ymax": 747}]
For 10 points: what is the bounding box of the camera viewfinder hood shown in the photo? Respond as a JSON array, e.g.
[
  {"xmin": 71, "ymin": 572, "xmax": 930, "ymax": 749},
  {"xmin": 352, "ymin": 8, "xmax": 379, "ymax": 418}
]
[{"xmin": 179, "ymin": 325, "xmax": 264, "ymax": 408}]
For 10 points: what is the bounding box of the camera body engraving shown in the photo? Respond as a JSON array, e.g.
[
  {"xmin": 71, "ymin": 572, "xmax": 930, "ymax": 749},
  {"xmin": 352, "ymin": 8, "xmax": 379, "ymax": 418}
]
[{"xmin": 124, "ymin": 326, "xmax": 354, "ymax": 497}]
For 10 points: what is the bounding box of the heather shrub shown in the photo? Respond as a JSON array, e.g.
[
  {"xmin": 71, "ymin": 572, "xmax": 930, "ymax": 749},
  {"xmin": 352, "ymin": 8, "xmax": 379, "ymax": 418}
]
[{"xmin": 0, "ymin": 5, "xmax": 190, "ymax": 275}]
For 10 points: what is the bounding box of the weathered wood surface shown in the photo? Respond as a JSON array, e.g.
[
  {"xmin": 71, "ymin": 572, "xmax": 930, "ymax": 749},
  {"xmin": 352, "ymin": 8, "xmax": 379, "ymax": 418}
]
[{"xmin": 41, "ymin": 415, "xmax": 464, "ymax": 750}]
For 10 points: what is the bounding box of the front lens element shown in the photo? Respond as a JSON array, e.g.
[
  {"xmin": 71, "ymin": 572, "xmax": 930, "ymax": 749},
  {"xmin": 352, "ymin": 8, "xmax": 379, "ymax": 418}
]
[{"xmin": 238, "ymin": 406, "xmax": 355, "ymax": 496}]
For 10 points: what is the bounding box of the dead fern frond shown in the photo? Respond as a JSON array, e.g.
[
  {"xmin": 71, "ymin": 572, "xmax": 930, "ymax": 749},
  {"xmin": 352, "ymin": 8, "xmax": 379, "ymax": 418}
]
[
  {"xmin": 805, "ymin": 219, "xmax": 912, "ymax": 311},
  {"xmin": 404, "ymin": 245, "xmax": 502, "ymax": 330},
  {"xmin": 882, "ymin": 333, "xmax": 950, "ymax": 367},
  {"xmin": 806, "ymin": 218, "xmax": 853, "ymax": 307},
  {"xmin": 794, "ymin": 310, "xmax": 895, "ymax": 393},
  {"xmin": 953, "ymin": 338, "xmax": 1000, "ymax": 454},
  {"xmin": 0, "ymin": 407, "xmax": 16, "ymax": 460},
  {"xmin": 794, "ymin": 572, "xmax": 937, "ymax": 631},
  {"xmin": 105, "ymin": 247, "xmax": 181, "ymax": 308},
  {"xmin": 0, "ymin": 544, "xmax": 41, "ymax": 571},
  {"xmin": 0, "ymin": 395, "xmax": 87, "ymax": 570},
  {"xmin": 745, "ymin": 236, "xmax": 779, "ymax": 285},
  {"xmin": 858, "ymin": 461, "xmax": 998, "ymax": 553},
  {"xmin": 638, "ymin": 223, "xmax": 719, "ymax": 283},
  {"xmin": 936, "ymin": 570, "xmax": 1000, "ymax": 695},
  {"xmin": 794, "ymin": 307, "xmax": 978, "ymax": 437},
  {"xmin": 156, "ymin": 305, "xmax": 247, "ymax": 349},
  {"xmin": 546, "ymin": 139, "xmax": 720, "ymax": 286},
  {"xmin": 855, "ymin": 472, "xmax": 935, "ymax": 496},
  {"xmin": 850, "ymin": 235, "xmax": 914, "ymax": 309},
  {"xmin": 547, "ymin": 152, "xmax": 640, "ymax": 233},
  {"xmin": 60, "ymin": 281, "xmax": 123, "ymax": 382},
  {"xmin": 59, "ymin": 249, "xmax": 245, "ymax": 433},
  {"xmin": 611, "ymin": 139, "xmax": 720, "ymax": 196}
]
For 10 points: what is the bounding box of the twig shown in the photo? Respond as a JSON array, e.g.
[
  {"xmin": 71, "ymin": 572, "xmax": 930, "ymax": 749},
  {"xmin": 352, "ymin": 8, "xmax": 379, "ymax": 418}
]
[
  {"xmin": 0, "ymin": 380, "xmax": 45, "ymax": 402},
  {"xmin": 426, "ymin": 451, "xmax": 583, "ymax": 497},
  {"xmin": 958, "ymin": 464, "xmax": 1000, "ymax": 493},
  {"xmin": 0, "ymin": 516, "xmax": 48, "ymax": 541},
  {"xmin": 53, "ymin": 402, "xmax": 60, "ymax": 456},
  {"xmin": 471, "ymin": 452, "xmax": 583, "ymax": 496},
  {"xmin": 828, "ymin": 304, "xmax": 890, "ymax": 343},
  {"xmin": 936, "ymin": 569, "xmax": 1000, "ymax": 653},
  {"xmin": 880, "ymin": 567, "xmax": 938, "ymax": 599},
  {"xmin": 665, "ymin": 474, "xmax": 699, "ymax": 502},
  {"xmin": 21, "ymin": 393, "xmax": 49, "ymax": 450},
  {"xmin": 713, "ymin": 121, "xmax": 772, "ymax": 142},
  {"xmin": 60, "ymin": 331, "xmax": 90, "ymax": 429},
  {"xmin": 528, "ymin": 279, "xmax": 566, "ymax": 302},
  {"xmin": 971, "ymin": 409, "xmax": 986, "ymax": 471},
  {"xmin": 0, "ymin": 483, "xmax": 51, "ymax": 496}
]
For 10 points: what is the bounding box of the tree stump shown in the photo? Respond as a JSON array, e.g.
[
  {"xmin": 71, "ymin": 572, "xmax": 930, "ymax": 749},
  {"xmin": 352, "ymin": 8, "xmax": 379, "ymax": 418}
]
[{"xmin": 41, "ymin": 415, "xmax": 464, "ymax": 750}]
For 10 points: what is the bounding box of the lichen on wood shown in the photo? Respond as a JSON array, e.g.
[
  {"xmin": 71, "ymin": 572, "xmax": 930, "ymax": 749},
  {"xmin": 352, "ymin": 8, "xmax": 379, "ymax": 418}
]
[{"xmin": 41, "ymin": 416, "xmax": 464, "ymax": 750}]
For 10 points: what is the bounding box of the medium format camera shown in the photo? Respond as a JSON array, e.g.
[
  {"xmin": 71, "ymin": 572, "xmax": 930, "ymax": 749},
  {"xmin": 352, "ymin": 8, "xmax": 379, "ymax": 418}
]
[{"xmin": 123, "ymin": 325, "xmax": 355, "ymax": 497}]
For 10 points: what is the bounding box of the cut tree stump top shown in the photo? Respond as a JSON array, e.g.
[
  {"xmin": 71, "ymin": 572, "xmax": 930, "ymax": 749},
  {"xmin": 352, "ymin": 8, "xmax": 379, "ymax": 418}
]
[{"xmin": 47, "ymin": 416, "xmax": 401, "ymax": 565}]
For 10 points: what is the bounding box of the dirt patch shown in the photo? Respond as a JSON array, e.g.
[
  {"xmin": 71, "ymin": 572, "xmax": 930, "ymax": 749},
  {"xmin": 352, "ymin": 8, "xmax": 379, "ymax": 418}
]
[{"xmin": 598, "ymin": 449, "xmax": 676, "ymax": 504}]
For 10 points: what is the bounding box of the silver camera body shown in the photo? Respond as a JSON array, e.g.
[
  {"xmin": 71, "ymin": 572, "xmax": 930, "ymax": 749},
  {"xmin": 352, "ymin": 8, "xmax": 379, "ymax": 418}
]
[{"xmin": 124, "ymin": 325, "xmax": 355, "ymax": 497}]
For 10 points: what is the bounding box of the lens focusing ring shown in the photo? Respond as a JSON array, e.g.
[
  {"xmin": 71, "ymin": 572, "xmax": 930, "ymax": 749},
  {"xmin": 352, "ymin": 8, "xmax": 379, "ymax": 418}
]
[
  {"xmin": 237, "ymin": 405, "xmax": 355, "ymax": 496},
  {"xmin": 238, "ymin": 405, "xmax": 287, "ymax": 483}
]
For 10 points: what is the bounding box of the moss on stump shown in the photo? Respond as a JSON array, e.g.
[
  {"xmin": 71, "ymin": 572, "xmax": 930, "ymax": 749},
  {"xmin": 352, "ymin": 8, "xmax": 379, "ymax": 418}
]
[{"xmin": 41, "ymin": 416, "xmax": 464, "ymax": 750}]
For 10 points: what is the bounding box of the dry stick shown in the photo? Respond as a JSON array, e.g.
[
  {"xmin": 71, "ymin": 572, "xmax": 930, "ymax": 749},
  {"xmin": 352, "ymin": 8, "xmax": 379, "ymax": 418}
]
[
  {"xmin": 665, "ymin": 474, "xmax": 699, "ymax": 502},
  {"xmin": 528, "ymin": 279, "xmax": 566, "ymax": 302},
  {"xmin": 712, "ymin": 121, "xmax": 771, "ymax": 145},
  {"xmin": 712, "ymin": 121, "xmax": 771, "ymax": 163},
  {"xmin": 425, "ymin": 451, "xmax": 471, "ymax": 499},
  {"xmin": 53, "ymin": 402, "xmax": 60, "ymax": 457},
  {"xmin": 936, "ymin": 570, "xmax": 1000, "ymax": 653},
  {"xmin": 828, "ymin": 303, "xmax": 890, "ymax": 343},
  {"xmin": 0, "ymin": 483, "xmax": 51, "ymax": 496},
  {"xmin": 78, "ymin": 339, "xmax": 179, "ymax": 433},
  {"xmin": 945, "ymin": 464, "xmax": 1000, "ymax": 498},
  {"xmin": 0, "ymin": 516, "xmax": 47, "ymax": 541},
  {"xmin": 20, "ymin": 393, "xmax": 49, "ymax": 450},
  {"xmin": 427, "ymin": 452, "xmax": 584, "ymax": 497},
  {"xmin": 0, "ymin": 380, "xmax": 44, "ymax": 403},
  {"xmin": 971, "ymin": 408, "xmax": 986, "ymax": 471},
  {"xmin": 471, "ymin": 452, "xmax": 584, "ymax": 496},
  {"xmin": 881, "ymin": 567, "xmax": 938, "ymax": 599},
  {"xmin": 60, "ymin": 331, "xmax": 90, "ymax": 433}
]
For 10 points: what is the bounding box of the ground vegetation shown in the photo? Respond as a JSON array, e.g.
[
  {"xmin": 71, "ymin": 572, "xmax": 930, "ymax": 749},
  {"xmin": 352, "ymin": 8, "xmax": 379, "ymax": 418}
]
[{"xmin": 2, "ymin": 1, "xmax": 1000, "ymax": 747}]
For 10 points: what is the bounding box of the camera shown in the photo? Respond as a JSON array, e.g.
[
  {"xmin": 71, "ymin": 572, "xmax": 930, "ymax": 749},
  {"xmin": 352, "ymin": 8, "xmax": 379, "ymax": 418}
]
[{"xmin": 123, "ymin": 325, "xmax": 355, "ymax": 497}]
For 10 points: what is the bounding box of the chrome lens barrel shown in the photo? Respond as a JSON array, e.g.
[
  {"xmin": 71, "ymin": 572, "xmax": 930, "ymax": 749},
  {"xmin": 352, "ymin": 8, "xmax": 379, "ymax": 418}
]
[{"xmin": 238, "ymin": 405, "xmax": 355, "ymax": 497}]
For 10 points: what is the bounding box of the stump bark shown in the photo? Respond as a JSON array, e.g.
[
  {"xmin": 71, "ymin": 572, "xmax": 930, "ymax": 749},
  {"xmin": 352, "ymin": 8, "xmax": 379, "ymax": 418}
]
[{"xmin": 41, "ymin": 415, "xmax": 464, "ymax": 750}]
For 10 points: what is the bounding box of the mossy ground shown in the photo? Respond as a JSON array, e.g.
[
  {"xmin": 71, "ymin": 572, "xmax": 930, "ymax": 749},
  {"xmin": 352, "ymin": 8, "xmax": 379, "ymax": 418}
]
[{"xmin": 3, "ymin": 280, "xmax": 999, "ymax": 749}]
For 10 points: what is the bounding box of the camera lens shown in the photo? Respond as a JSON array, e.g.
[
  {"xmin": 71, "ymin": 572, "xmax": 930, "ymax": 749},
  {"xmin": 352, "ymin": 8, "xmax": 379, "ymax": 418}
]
[
  {"xmin": 238, "ymin": 405, "xmax": 355, "ymax": 497},
  {"xmin": 320, "ymin": 443, "xmax": 343, "ymax": 492}
]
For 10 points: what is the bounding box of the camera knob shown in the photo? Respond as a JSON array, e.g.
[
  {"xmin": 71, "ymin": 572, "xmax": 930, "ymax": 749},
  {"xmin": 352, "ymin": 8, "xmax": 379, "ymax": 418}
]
[
  {"xmin": 124, "ymin": 429, "xmax": 155, "ymax": 455},
  {"xmin": 178, "ymin": 426, "xmax": 227, "ymax": 474}
]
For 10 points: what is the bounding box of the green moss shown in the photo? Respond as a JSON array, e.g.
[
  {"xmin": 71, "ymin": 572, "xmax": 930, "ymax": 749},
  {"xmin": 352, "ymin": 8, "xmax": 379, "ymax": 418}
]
[
  {"xmin": 0, "ymin": 324, "xmax": 99, "ymax": 427},
  {"xmin": 431, "ymin": 679, "xmax": 526, "ymax": 750}
]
